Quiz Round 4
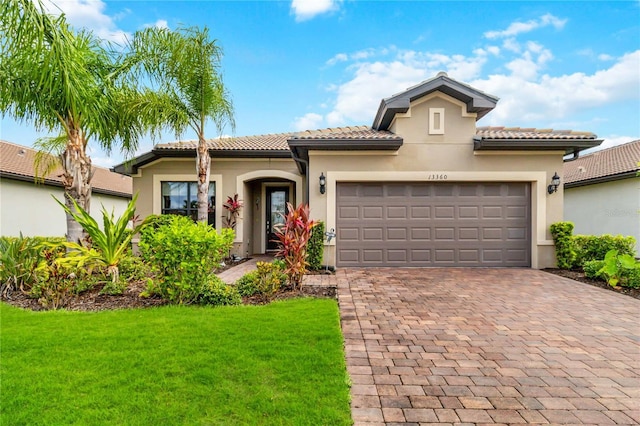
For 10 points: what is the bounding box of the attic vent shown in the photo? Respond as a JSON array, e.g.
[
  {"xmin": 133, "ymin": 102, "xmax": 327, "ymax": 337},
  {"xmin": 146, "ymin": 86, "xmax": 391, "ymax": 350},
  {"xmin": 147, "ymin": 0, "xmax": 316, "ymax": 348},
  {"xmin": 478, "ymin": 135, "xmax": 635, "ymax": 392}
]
[
  {"xmin": 429, "ymin": 108, "xmax": 445, "ymax": 135},
  {"xmin": 578, "ymin": 166, "xmax": 586, "ymax": 173},
  {"xmin": 18, "ymin": 149, "xmax": 25, "ymax": 156}
]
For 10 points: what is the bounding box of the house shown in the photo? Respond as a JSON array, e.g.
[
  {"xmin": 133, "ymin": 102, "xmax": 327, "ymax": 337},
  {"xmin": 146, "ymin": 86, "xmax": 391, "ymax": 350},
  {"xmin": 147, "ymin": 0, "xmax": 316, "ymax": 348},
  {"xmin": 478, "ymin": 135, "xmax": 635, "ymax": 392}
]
[
  {"xmin": 113, "ymin": 73, "xmax": 602, "ymax": 269},
  {"xmin": 563, "ymin": 140, "xmax": 640, "ymax": 251},
  {"xmin": 0, "ymin": 140, "xmax": 133, "ymax": 237}
]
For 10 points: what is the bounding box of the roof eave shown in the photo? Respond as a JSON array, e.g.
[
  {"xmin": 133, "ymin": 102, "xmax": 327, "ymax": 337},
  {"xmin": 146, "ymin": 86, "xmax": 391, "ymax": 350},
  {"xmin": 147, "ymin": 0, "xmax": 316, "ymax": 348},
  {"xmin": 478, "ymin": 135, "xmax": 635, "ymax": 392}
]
[
  {"xmin": 564, "ymin": 170, "xmax": 639, "ymax": 188},
  {"xmin": 112, "ymin": 148, "xmax": 292, "ymax": 176},
  {"xmin": 0, "ymin": 171, "xmax": 131, "ymax": 198},
  {"xmin": 287, "ymin": 137, "xmax": 404, "ymax": 174},
  {"xmin": 473, "ymin": 138, "xmax": 603, "ymax": 155}
]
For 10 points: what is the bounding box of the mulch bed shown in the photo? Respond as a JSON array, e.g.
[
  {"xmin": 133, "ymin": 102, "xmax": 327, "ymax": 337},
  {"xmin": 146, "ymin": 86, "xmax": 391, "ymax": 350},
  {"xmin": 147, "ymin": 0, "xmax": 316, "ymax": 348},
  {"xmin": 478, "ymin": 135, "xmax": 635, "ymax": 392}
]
[{"xmin": 543, "ymin": 268, "xmax": 640, "ymax": 300}]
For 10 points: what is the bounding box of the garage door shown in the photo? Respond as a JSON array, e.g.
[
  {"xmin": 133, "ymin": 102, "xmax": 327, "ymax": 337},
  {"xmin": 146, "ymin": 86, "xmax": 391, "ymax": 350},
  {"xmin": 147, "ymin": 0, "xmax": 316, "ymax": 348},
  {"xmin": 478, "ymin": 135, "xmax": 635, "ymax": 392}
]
[{"xmin": 336, "ymin": 182, "xmax": 531, "ymax": 267}]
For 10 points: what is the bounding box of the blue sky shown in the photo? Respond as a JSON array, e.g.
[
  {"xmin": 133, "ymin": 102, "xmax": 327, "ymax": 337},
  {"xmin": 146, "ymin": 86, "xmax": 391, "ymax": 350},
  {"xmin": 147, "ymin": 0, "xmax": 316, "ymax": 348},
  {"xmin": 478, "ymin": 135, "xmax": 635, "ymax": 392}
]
[{"xmin": 1, "ymin": 0, "xmax": 639, "ymax": 167}]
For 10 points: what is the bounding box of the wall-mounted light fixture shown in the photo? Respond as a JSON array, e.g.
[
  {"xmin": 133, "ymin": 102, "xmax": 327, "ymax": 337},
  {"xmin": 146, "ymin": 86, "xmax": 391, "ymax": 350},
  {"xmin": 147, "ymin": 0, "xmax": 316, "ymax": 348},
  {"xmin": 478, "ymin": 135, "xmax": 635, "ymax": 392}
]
[
  {"xmin": 547, "ymin": 172, "xmax": 561, "ymax": 194},
  {"xmin": 319, "ymin": 172, "xmax": 326, "ymax": 194}
]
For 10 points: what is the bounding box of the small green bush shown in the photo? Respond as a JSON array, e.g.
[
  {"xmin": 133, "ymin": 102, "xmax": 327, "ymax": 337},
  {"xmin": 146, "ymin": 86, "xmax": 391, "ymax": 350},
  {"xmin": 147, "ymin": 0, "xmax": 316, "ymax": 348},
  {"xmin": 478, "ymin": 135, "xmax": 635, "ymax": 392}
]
[
  {"xmin": 550, "ymin": 222, "xmax": 576, "ymax": 269},
  {"xmin": 234, "ymin": 261, "xmax": 287, "ymax": 299},
  {"xmin": 573, "ymin": 234, "xmax": 637, "ymax": 267},
  {"xmin": 583, "ymin": 260, "xmax": 605, "ymax": 279},
  {"xmin": 235, "ymin": 271, "xmax": 259, "ymax": 297},
  {"xmin": 138, "ymin": 215, "xmax": 234, "ymax": 304},
  {"xmin": 307, "ymin": 221, "xmax": 325, "ymax": 270},
  {"xmin": 198, "ymin": 276, "xmax": 241, "ymax": 306}
]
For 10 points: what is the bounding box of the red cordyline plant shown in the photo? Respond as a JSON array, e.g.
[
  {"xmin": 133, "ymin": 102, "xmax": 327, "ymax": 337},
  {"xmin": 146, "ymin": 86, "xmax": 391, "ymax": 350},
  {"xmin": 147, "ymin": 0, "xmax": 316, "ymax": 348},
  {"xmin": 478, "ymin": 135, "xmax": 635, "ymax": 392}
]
[
  {"xmin": 274, "ymin": 202, "xmax": 316, "ymax": 290},
  {"xmin": 222, "ymin": 194, "xmax": 243, "ymax": 230}
]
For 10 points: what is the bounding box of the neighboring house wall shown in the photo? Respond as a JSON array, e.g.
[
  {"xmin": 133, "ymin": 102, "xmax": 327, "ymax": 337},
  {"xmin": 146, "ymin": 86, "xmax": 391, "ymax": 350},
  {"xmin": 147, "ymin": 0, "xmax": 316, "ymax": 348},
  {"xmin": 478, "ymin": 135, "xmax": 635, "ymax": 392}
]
[
  {"xmin": 564, "ymin": 178, "xmax": 640, "ymax": 251},
  {"xmin": 0, "ymin": 178, "xmax": 131, "ymax": 237}
]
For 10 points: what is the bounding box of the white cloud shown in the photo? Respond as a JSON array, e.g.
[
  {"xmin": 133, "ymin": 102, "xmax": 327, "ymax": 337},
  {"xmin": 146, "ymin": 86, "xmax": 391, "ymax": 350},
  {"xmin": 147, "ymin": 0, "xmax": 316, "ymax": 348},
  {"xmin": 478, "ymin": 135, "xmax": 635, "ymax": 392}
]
[
  {"xmin": 290, "ymin": 0, "xmax": 340, "ymax": 22},
  {"xmin": 473, "ymin": 50, "xmax": 640, "ymax": 126},
  {"xmin": 292, "ymin": 113, "xmax": 324, "ymax": 131},
  {"xmin": 484, "ymin": 13, "xmax": 567, "ymax": 39},
  {"xmin": 41, "ymin": 0, "xmax": 130, "ymax": 44},
  {"xmin": 598, "ymin": 53, "xmax": 614, "ymax": 61},
  {"xmin": 326, "ymin": 53, "xmax": 348, "ymax": 66}
]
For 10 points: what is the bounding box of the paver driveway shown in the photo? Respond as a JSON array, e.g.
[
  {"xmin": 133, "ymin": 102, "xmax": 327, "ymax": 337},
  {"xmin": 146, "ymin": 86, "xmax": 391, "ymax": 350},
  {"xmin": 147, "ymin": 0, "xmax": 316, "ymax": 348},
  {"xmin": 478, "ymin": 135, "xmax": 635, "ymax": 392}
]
[{"xmin": 335, "ymin": 268, "xmax": 640, "ymax": 425}]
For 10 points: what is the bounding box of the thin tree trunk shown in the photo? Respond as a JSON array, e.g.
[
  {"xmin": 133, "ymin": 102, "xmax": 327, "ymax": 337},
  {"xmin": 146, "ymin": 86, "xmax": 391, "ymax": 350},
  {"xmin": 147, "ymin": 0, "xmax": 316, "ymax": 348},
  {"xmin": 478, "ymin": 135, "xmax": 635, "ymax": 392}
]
[
  {"xmin": 196, "ymin": 133, "xmax": 210, "ymax": 223},
  {"xmin": 60, "ymin": 126, "xmax": 92, "ymax": 244}
]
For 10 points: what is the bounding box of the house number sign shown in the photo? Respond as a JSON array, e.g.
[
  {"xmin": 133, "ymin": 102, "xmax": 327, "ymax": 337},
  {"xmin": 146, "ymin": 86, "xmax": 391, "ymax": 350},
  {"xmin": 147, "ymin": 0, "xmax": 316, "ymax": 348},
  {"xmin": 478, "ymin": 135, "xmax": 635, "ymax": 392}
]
[{"xmin": 427, "ymin": 173, "xmax": 448, "ymax": 180}]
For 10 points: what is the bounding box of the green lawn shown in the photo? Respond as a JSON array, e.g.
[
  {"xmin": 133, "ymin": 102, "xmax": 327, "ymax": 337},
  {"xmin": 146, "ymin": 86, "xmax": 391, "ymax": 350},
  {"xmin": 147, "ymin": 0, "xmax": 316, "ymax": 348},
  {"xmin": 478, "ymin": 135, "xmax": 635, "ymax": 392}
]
[{"xmin": 0, "ymin": 299, "xmax": 352, "ymax": 425}]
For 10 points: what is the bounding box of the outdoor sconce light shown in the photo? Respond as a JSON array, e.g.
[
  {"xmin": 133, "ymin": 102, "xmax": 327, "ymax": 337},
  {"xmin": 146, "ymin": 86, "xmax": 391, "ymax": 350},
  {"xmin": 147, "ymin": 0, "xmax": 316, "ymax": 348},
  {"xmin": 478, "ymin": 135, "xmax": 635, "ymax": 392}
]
[
  {"xmin": 319, "ymin": 172, "xmax": 326, "ymax": 194},
  {"xmin": 547, "ymin": 172, "xmax": 561, "ymax": 194}
]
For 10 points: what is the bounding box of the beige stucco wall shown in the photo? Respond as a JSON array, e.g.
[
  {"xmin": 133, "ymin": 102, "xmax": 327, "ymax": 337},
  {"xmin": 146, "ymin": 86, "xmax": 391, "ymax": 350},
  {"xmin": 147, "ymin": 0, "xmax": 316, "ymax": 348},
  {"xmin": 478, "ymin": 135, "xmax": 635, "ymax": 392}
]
[
  {"xmin": 565, "ymin": 178, "xmax": 640, "ymax": 252},
  {"xmin": 308, "ymin": 93, "xmax": 565, "ymax": 269},
  {"xmin": 131, "ymin": 157, "xmax": 302, "ymax": 256},
  {"xmin": 0, "ymin": 178, "xmax": 131, "ymax": 237}
]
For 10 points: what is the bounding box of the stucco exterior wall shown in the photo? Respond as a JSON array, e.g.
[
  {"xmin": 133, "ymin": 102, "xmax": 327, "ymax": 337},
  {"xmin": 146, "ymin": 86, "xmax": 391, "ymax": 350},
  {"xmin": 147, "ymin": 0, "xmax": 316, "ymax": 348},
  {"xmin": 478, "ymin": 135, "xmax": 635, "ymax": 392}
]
[
  {"xmin": 565, "ymin": 178, "xmax": 640, "ymax": 251},
  {"xmin": 308, "ymin": 94, "xmax": 565, "ymax": 269},
  {"xmin": 132, "ymin": 157, "xmax": 302, "ymax": 256},
  {"xmin": 0, "ymin": 178, "xmax": 131, "ymax": 237}
]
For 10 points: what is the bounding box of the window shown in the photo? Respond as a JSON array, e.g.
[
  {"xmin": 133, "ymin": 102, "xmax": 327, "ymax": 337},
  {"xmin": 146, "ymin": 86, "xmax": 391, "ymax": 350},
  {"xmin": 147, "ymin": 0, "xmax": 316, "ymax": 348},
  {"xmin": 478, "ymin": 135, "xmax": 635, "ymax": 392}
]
[{"xmin": 161, "ymin": 181, "xmax": 215, "ymax": 226}]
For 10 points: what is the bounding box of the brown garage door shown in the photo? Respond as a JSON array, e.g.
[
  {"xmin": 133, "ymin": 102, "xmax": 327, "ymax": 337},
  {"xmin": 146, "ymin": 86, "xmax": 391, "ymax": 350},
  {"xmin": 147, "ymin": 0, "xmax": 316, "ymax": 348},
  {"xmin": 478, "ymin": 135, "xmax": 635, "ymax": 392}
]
[{"xmin": 336, "ymin": 182, "xmax": 531, "ymax": 267}]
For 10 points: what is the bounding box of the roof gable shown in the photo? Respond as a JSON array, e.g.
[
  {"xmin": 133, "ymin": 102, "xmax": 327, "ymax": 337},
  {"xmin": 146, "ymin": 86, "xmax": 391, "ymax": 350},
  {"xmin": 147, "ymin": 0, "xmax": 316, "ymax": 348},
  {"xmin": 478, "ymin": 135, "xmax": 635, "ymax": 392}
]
[
  {"xmin": 0, "ymin": 140, "xmax": 132, "ymax": 197},
  {"xmin": 564, "ymin": 140, "xmax": 640, "ymax": 187},
  {"xmin": 372, "ymin": 72, "xmax": 499, "ymax": 131}
]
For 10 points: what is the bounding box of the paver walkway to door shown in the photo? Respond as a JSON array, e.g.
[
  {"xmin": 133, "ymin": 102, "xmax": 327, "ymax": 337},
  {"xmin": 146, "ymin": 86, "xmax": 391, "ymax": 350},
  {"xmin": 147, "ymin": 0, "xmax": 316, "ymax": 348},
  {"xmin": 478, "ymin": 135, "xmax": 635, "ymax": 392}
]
[{"xmin": 336, "ymin": 268, "xmax": 639, "ymax": 425}]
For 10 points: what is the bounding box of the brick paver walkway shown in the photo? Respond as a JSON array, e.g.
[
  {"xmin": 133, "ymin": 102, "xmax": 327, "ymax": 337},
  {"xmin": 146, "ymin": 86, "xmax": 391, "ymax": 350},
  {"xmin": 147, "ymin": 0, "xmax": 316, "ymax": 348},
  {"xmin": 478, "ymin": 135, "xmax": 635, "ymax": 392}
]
[{"xmin": 337, "ymin": 268, "xmax": 640, "ymax": 425}]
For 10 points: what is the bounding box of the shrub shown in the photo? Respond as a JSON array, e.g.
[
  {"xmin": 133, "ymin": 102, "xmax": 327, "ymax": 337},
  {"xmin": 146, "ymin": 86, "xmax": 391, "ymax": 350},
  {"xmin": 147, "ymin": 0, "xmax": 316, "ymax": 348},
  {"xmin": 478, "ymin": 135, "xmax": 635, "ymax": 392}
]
[
  {"xmin": 550, "ymin": 222, "xmax": 576, "ymax": 269},
  {"xmin": 255, "ymin": 261, "xmax": 286, "ymax": 297},
  {"xmin": 599, "ymin": 249, "xmax": 640, "ymax": 288},
  {"xmin": 139, "ymin": 215, "xmax": 234, "ymax": 304},
  {"xmin": 307, "ymin": 221, "xmax": 325, "ymax": 271},
  {"xmin": 0, "ymin": 235, "xmax": 65, "ymax": 297},
  {"xmin": 234, "ymin": 261, "xmax": 287, "ymax": 299},
  {"xmin": 583, "ymin": 260, "xmax": 605, "ymax": 279},
  {"xmin": 573, "ymin": 234, "xmax": 636, "ymax": 267},
  {"xmin": 235, "ymin": 271, "xmax": 259, "ymax": 297},
  {"xmin": 222, "ymin": 194, "xmax": 243, "ymax": 230},
  {"xmin": 54, "ymin": 194, "xmax": 147, "ymax": 284},
  {"xmin": 198, "ymin": 275, "xmax": 241, "ymax": 306},
  {"xmin": 274, "ymin": 203, "xmax": 316, "ymax": 289}
]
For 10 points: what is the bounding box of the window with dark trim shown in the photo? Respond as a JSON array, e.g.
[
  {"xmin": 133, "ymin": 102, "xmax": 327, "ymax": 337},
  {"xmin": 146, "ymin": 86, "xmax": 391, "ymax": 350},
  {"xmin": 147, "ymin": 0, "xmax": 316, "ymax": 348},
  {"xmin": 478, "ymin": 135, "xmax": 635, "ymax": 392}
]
[{"xmin": 161, "ymin": 181, "xmax": 215, "ymax": 226}]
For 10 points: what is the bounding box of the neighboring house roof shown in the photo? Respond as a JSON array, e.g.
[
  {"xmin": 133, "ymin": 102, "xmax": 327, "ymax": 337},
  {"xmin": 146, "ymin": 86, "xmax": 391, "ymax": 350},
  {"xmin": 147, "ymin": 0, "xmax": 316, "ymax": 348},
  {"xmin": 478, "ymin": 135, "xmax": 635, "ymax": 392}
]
[
  {"xmin": 0, "ymin": 140, "xmax": 132, "ymax": 198},
  {"xmin": 563, "ymin": 140, "xmax": 640, "ymax": 188}
]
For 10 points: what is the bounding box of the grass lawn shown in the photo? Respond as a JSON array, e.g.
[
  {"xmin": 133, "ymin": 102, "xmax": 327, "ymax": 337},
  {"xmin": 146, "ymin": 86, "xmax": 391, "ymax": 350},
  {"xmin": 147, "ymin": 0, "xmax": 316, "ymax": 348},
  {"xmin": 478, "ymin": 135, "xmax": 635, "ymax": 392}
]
[{"xmin": 0, "ymin": 298, "xmax": 352, "ymax": 425}]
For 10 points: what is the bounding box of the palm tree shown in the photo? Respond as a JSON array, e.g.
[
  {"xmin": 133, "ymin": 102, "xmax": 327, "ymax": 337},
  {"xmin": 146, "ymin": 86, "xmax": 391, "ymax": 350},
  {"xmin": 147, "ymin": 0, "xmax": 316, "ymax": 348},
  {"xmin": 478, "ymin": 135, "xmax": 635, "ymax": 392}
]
[
  {"xmin": 128, "ymin": 26, "xmax": 235, "ymax": 223},
  {"xmin": 0, "ymin": 0, "xmax": 147, "ymax": 243}
]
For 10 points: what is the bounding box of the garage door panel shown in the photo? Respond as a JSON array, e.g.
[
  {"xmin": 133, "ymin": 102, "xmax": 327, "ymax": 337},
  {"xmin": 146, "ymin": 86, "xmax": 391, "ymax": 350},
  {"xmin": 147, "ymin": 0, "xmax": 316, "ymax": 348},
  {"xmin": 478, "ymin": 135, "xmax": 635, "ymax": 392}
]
[{"xmin": 336, "ymin": 182, "xmax": 530, "ymax": 267}]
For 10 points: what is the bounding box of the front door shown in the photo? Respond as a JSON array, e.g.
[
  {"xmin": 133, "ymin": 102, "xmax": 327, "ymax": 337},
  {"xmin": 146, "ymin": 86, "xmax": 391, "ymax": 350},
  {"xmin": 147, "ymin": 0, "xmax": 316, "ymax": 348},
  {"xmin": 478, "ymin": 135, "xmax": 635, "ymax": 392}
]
[{"xmin": 266, "ymin": 187, "xmax": 289, "ymax": 251}]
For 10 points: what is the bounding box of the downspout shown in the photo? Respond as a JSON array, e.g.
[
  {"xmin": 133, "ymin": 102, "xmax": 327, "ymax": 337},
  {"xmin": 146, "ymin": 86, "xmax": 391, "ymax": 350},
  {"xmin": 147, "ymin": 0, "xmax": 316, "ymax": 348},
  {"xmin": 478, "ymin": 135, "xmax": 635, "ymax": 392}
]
[{"xmin": 290, "ymin": 149, "xmax": 309, "ymax": 203}]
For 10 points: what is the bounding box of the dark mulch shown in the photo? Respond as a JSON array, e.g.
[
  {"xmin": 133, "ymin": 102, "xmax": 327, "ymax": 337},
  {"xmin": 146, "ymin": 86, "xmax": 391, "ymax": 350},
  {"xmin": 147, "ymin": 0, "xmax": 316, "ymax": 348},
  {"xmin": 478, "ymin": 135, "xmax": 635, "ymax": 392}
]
[
  {"xmin": 543, "ymin": 268, "xmax": 640, "ymax": 300},
  {"xmin": 242, "ymin": 285, "xmax": 336, "ymax": 305}
]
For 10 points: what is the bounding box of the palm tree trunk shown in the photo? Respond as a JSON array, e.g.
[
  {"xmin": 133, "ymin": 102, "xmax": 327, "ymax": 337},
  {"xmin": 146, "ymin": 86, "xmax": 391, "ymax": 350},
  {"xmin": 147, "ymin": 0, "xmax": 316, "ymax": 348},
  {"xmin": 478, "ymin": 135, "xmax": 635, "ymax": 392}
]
[
  {"xmin": 196, "ymin": 134, "xmax": 211, "ymax": 223},
  {"xmin": 60, "ymin": 127, "xmax": 92, "ymax": 244}
]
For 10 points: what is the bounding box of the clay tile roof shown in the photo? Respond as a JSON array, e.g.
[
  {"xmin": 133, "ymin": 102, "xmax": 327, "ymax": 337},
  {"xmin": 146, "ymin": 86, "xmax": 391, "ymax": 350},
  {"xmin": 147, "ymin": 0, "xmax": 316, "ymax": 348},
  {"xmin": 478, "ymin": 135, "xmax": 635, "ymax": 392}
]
[
  {"xmin": 154, "ymin": 125, "xmax": 401, "ymax": 152},
  {"xmin": 476, "ymin": 126, "xmax": 598, "ymax": 140},
  {"xmin": 563, "ymin": 140, "xmax": 640, "ymax": 185},
  {"xmin": 0, "ymin": 140, "xmax": 132, "ymax": 197},
  {"xmin": 291, "ymin": 125, "xmax": 401, "ymax": 140}
]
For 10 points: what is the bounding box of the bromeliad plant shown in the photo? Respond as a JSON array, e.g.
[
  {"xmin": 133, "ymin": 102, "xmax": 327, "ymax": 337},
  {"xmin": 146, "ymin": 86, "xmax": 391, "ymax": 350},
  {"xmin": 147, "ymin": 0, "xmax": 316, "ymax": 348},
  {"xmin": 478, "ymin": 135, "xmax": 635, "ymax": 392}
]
[
  {"xmin": 222, "ymin": 194, "xmax": 243, "ymax": 230},
  {"xmin": 53, "ymin": 193, "xmax": 146, "ymax": 284},
  {"xmin": 274, "ymin": 203, "xmax": 316, "ymax": 290}
]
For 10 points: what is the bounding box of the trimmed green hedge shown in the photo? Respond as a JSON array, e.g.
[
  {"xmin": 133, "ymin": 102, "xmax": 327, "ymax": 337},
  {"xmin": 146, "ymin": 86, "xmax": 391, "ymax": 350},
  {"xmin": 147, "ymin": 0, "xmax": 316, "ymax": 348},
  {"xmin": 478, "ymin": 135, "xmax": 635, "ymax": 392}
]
[{"xmin": 307, "ymin": 221, "xmax": 325, "ymax": 270}]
